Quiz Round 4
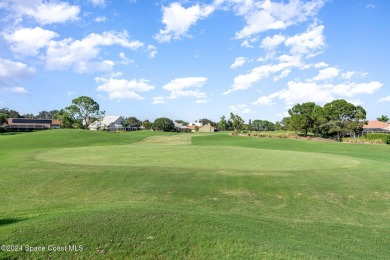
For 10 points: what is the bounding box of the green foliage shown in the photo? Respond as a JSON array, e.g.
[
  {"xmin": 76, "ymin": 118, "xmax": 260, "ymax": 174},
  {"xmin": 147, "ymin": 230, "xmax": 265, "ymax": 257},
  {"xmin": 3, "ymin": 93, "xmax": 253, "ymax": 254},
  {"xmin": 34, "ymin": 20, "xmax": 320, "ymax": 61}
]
[
  {"xmin": 142, "ymin": 119, "xmax": 152, "ymax": 130},
  {"xmin": 377, "ymin": 115, "xmax": 389, "ymax": 122},
  {"xmin": 153, "ymin": 117, "xmax": 175, "ymax": 132},
  {"xmin": 21, "ymin": 110, "xmax": 60, "ymax": 120},
  {"xmin": 70, "ymin": 96, "xmax": 104, "ymax": 128},
  {"xmin": 251, "ymin": 119, "xmax": 275, "ymax": 131},
  {"xmin": 123, "ymin": 116, "xmax": 142, "ymax": 127},
  {"xmin": 217, "ymin": 115, "xmax": 227, "ymax": 131},
  {"xmin": 199, "ymin": 118, "xmax": 216, "ymax": 127},
  {"xmin": 288, "ymin": 102, "xmax": 323, "ymax": 136},
  {"xmin": 323, "ymin": 100, "xmax": 366, "ymax": 140},
  {"xmin": 277, "ymin": 117, "xmax": 291, "ymax": 131},
  {"xmin": 0, "ymin": 108, "xmax": 21, "ymax": 118},
  {"xmin": 285, "ymin": 99, "xmax": 367, "ymax": 140},
  {"xmin": 57, "ymin": 108, "xmax": 77, "ymax": 128},
  {"xmin": 0, "ymin": 113, "xmax": 7, "ymax": 126},
  {"xmin": 230, "ymin": 112, "xmax": 244, "ymax": 131},
  {"xmin": 22, "ymin": 113, "xmax": 35, "ymax": 118},
  {"xmin": 37, "ymin": 110, "xmax": 57, "ymax": 119},
  {"xmin": 365, "ymin": 133, "xmax": 390, "ymax": 144},
  {"xmin": 175, "ymin": 120, "xmax": 189, "ymax": 126}
]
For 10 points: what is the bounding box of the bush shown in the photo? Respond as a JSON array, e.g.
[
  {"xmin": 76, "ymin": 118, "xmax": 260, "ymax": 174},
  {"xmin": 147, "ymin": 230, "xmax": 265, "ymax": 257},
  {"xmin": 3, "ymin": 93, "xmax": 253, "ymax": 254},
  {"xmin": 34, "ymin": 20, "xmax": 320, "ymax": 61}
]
[
  {"xmin": 342, "ymin": 138, "xmax": 366, "ymax": 144},
  {"xmin": 365, "ymin": 133, "xmax": 390, "ymax": 144},
  {"xmin": 231, "ymin": 131, "xmax": 239, "ymax": 136}
]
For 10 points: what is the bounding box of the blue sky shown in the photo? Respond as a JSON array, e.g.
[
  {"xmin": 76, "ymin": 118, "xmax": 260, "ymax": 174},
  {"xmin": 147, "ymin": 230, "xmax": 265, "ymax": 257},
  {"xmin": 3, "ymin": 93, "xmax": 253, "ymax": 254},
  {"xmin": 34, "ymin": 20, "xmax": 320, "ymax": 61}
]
[{"xmin": 0, "ymin": 0, "xmax": 389, "ymax": 122}]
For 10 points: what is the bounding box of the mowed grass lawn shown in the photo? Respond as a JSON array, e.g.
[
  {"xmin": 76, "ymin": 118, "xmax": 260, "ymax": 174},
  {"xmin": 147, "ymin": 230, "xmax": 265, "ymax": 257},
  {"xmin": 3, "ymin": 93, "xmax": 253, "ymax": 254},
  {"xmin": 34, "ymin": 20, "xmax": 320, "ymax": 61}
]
[{"xmin": 0, "ymin": 130, "xmax": 389, "ymax": 259}]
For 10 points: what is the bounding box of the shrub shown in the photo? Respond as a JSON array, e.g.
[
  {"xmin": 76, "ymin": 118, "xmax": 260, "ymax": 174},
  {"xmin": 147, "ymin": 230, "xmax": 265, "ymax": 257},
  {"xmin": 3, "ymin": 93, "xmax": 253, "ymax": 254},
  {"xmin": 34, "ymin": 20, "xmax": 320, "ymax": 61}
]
[
  {"xmin": 231, "ymin": 131, "xmax": 239, "ymax": 136},
  {"xmin": 365, "ymin": 133, "xmax": 390, "ymax": 144},
  {"xmin": 342, "ymin": 138, "xmax": 366, "ymax": 144}
]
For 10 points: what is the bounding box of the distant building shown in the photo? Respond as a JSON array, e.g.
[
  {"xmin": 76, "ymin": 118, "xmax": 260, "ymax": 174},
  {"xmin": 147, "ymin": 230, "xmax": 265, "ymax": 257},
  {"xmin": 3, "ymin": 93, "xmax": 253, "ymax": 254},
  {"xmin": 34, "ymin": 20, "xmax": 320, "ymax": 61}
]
[
  {"xmin": 174, "ymin": 121, "xmax": 189, "ymax": 132},
  {"xmin": 88, "ymin": 116, "xmax": 124, "ymax": 131},
  {"xmin": 6, "ymin": 118, "xmax": 61, "ymax": 131},
  {"xmin": 198, "ymin": 123, "xmax": 217, "ymax": 132},
  {"xmin": 189, "ymin": 122, "xmax": 203, "ymax": 127},
  {"xmin": 362, "ymin": 120, "xmax": 390, "ymax": 134}
]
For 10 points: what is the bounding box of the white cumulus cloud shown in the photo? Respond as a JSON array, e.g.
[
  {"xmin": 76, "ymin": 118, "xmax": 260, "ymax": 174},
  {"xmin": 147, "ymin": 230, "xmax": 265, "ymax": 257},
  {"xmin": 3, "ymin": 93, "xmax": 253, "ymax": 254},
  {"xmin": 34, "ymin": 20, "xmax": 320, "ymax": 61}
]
[
  {"xmin": 261, "ymin": 34, "xmax": 286, "ymax": 50},
  {"xmin": 0, "ymin": 58, "xmax": 35, "ymax": 80},
  {"xmin": 234, "ymin": 0, "xmax": 325, "ymax": 39},
  {"xmin": 225, "ymin": 55, "xmax": 303, "ymax": 94},
  {"xmin": 45, "ymin": 31, "xmax": 144, "ymax": 73},
  {"xmin": 230, "ymin": 57, "xmax": 247, "ymax": 69},
  {"xmin": 3, "ymin": 0, "xmax": 80, "ymax": 25},
  {"xmin": 96, "ymin": 76, "xmax": 154, "ymax": 100},
  {"xmin": 94, "ymin": 16, "xmax": 107, "ymax": 22},
  {"xmin": 3, "ymin": 27, "xmax": 59, "ymax": 56},
  {"xmin": 313, "ymin": 67, "xmax": 339, "ymax": 81},
  {"xmin": 153, "ymin": 96, "xmax": 167, "ymax": 104},
  {"xmin": 89, "ymin": 0, "xmax": 106, "ymax": 7},
  {"xmin": 276, "ymin": 81, "xmax": 335, "ymax": 105},
  {"xmin": 146, "ymin": 45, "xmax": 157, "ymax": 58},
  {"xmin": 378, "ymin": 96, "xmax": 390, "ymax": 102},
  {"xmin": 285, "ymin": 24, "xmax": 325, "ymax": 56},
  {"xmin": 155, "ymin": 2, "xmax": 215, "ymax": 43},
  {"xmin": 253, "ymin": 80, "xmax": 383, "ymax": 107},
  {"xmin": 163, "ymin": 77, "xmax": 207, "ymax": 99},
  {"xmin": 0, "ymin": 58, "xmax": 34, "ymax": 94},
  {"xmin": 3, "ymin": 86, "xmax": 30, "ymax": 95},
  {"xmin": 329, "ymin": 81, "xmax": 383, "ymax": 97},
  {"xmin": 229, "ymin": 104, "xmax": 252, "ymax": 114},
  {"xmin": 154, "ymin": 77, "xmax": 208, "ymax": 104}
]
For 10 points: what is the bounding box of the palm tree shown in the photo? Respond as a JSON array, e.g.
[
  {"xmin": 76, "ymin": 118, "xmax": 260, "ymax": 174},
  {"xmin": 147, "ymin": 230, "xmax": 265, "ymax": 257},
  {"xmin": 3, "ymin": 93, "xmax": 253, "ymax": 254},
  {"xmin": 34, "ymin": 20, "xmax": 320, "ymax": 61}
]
[{"xmin": 377, "ymin": 115, "xmax": 389, "ymax": 122}]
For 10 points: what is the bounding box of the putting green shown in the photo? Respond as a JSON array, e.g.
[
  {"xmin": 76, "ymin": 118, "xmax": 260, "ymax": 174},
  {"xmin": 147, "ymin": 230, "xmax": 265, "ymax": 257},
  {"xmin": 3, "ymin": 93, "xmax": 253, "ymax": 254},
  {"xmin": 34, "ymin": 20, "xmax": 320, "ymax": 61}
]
[{"xmin": 35, "ymin": 143, "xmax": 360, "ymax": 173}]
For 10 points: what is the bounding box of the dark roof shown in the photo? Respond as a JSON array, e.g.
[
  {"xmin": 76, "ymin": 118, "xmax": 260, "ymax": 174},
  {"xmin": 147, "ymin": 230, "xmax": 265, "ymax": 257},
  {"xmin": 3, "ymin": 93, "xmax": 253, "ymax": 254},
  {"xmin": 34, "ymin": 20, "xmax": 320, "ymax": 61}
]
[
  {"xmin": 11, "ymin": 118, "xmax": 52, "ymax": 124},
  {"xmin": 362, "ymin": 128, "xmax": 390, "ymax": 133}
]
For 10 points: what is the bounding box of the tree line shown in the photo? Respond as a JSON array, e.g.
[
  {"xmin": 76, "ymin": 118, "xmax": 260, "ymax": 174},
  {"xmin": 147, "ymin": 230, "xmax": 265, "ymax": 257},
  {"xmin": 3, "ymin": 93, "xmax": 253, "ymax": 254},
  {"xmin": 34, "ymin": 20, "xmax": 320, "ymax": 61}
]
[
  {"xmin": 278, "ymin": 99, "xmax": 368, "ymax": 140},
  {"xmin": 1, "ymin": 97, "xmax": 388, "ymax": 137}
]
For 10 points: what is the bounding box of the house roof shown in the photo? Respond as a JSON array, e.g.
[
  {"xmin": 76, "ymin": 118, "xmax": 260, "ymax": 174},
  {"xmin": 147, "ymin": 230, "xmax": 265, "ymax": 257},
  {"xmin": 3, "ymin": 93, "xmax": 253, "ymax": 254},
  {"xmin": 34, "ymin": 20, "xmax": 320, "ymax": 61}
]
[
  {"xmin": 363, "ymin": 120, "xmax": 390, "ymax": 129},
  {"xmin": 89, "ymin": 116, "xmax": 122, "ymax": 128},
  {"xmin": 189, "ymin": 122, "xmax": 203, "ymax": 127},
  {"xmin": 7, "ymin": 118, "xmax": 52, "ymax": 125},
  {"xmin": 363, "ymin": 128, "xmax": 390, "ymax": 133},
  {"xmin": 174, "ymin": 121, "xmax": 188, "ymax": 129}
]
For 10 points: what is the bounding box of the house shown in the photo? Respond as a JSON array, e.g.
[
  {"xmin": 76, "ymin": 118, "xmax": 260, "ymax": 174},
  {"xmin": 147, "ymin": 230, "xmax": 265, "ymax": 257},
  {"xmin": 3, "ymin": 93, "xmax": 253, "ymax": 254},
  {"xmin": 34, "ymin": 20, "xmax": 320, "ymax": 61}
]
[
  {"xmin": 88, "ymin": 116, "xmax": 124, "ymax": 131},
  {"xmin": 6, "ymin": 118, "xmax": 61, "ymax": 131},
  {"xmin": 189, "ymin": 121, "xmax": 203, "ymax": 127},
  {"xmin": 198, "ymin": 123, "xmax": 217, "ymax": 132},
  {"xmin": 187, "ymin": 122, "xmax": 203, "ymax": 132},
  {"xmin": 174, "ymin": 121, "xmax": 189, "ymax": 132},
  {"xmin": 362, "ymin": 120, "xmax": 390, "ymax": 134}
]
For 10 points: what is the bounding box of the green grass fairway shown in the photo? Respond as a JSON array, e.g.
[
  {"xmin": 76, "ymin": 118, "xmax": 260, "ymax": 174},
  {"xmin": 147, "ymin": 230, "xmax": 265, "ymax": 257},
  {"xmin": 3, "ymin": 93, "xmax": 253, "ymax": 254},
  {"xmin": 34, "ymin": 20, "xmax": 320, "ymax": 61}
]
[{"xmin": 1, "ymin": 130, "xmax": 389, "ymax": 259}]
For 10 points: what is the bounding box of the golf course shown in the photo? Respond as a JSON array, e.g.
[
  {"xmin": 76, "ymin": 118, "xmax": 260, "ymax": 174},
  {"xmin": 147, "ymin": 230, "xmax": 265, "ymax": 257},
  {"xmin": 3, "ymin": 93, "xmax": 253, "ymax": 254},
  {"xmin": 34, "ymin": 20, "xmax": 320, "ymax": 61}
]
[{"xmin": 0, "ymin": 130, "xmax": 389, "ymax": 259}]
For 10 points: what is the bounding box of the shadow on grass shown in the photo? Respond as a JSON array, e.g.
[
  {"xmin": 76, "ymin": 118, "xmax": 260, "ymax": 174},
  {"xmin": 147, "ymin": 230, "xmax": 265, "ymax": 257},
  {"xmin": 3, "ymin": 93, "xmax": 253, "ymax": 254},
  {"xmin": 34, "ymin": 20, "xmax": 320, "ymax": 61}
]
[
  {"xmin": 0, "ymin": 218, "xmax": 24, "ymax": 226},
  {"xmin": 0, "ymin": 132, "xmax": 24, "ymax": 136}
]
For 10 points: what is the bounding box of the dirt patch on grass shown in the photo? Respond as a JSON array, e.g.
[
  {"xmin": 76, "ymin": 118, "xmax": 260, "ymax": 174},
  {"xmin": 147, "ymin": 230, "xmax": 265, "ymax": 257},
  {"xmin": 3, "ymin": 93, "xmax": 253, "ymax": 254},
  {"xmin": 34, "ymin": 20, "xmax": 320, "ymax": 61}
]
[{"xmin": 139, "ymin": 135, "xmax": 192, "ymax": 145}]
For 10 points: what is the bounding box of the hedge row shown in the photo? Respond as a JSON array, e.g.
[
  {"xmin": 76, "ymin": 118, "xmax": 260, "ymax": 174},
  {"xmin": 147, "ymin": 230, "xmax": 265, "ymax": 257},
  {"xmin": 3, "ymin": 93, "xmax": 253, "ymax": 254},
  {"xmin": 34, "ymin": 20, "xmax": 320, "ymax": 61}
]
[{"xmin": 365, "ymin": 133, "xmax": 390, "ymax": 144}]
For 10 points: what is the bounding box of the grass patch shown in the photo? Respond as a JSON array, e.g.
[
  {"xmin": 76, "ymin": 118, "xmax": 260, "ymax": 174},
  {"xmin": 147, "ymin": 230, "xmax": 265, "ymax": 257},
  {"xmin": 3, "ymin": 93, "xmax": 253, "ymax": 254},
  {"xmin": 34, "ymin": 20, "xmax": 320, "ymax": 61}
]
[{"xmin": 1, "ymin": 130, "xmax": 389, "ymax": 259}]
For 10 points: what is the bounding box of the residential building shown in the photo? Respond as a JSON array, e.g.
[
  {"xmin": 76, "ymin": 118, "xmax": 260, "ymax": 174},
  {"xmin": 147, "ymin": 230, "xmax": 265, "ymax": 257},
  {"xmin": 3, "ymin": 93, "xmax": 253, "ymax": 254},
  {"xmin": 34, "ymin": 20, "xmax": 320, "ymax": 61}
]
[
  {"xmin": 6, "ymin": 118, "xmax": 61, "ymax": 131},
  {"xmin": 88, "ymin": 116, "xmax": 124, "ymax": 131},
  {"xmin": 362, "ymin": 120, "xmax": 390, "ymax": 134},
  {"xmin": 174, "ymin": 121, "xmax": 189, "ymax": 132},
  {"xmin": 199, "ymin": 123, "xmax": 217, "ymax": 132}
]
